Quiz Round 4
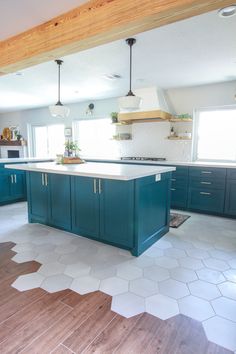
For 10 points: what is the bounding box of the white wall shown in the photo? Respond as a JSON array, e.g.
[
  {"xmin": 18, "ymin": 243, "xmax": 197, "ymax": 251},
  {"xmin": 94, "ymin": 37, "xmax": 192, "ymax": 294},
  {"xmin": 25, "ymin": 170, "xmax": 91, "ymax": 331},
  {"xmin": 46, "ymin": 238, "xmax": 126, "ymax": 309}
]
[
  {"xmin": 166, "ymin": 80, "xmax": 236, "ymax": 115},
  {"xmin": 0, "ymin": 80, "xmax": 235, "ymax": 161}
]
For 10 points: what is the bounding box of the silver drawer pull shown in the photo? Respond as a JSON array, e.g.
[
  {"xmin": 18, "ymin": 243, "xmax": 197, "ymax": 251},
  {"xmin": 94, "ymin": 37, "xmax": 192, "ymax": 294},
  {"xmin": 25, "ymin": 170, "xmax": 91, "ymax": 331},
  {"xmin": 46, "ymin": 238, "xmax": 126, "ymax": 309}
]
[
  {"xmin": 45, "ymin": 173, "xmax": 48, "ymax": 186},
  {"xmin": 201, "ymin": 171, "xmax": 212, "ymax": 174},
  {"xmin": 200, "ymin": 192, "xmax": 211, "ymax": 195},
  {"xmin": 14, "ymin": 174, "xmax": 17, "ymax": 183},
  {"xmin": 11, "ymin": 174, "xmax": 14, "ymax": 184},
  {"xmin": 171, "ymin": 178, "xmax": 176, "ymax": 181},
  {"xmin": 98, "ymin": 179, "xmax": 102, "ymax": 194},
  {"xmin": 201, "ymin": 181, "xmax": 212, "ymax": 185},
  {"xmin": 41, "ymin": 173, "xmax": 44, "ymax": 186},
  {"xmin": 93, "ymin": 179, "xmax": 97, "ymax": 194},
  {"xmin": 171, "ymin": 188, "xmax": 176, "ymax": 191}
]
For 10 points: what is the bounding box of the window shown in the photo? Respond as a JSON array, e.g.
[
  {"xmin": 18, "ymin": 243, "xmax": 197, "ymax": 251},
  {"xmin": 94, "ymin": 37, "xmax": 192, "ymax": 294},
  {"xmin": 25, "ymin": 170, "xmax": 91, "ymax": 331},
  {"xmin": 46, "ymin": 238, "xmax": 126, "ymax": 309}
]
[
  {"xmin": 73, "ymin": 118, "xmax": 119, "ymax": 158},
  {"xmin": 29, "ymin": 124, "xmax": 65, "ymax": 157},
  {"xmin": 193, "ymin": 107, "xmax": 236, "ymax": 162}
]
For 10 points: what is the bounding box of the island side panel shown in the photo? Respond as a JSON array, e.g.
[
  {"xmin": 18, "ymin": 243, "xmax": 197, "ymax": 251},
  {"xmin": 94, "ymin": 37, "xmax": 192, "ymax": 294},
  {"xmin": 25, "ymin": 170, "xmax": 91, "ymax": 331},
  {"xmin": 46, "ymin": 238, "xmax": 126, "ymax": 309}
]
[{"xmin": 132, "ymin": 172, "xmax": 171, "ymax": 256}]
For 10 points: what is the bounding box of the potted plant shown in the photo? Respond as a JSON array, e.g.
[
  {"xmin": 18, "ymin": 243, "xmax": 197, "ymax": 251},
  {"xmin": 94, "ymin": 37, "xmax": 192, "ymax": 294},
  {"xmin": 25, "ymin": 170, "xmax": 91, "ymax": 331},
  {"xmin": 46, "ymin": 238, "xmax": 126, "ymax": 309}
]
[
  {"xmin": 110, "ymin": 112, "xmax": 118, "ymax": 123},
  {"xmin": 64, "ymin": 140, "xmax": 81, "ymax": 157}
]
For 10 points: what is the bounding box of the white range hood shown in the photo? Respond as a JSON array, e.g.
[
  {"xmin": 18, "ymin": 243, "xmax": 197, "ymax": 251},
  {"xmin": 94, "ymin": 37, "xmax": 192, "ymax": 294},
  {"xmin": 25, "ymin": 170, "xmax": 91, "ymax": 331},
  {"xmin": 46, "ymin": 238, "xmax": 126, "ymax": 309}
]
[{"xmin": 118, "ymin": 86, "xmax": 173, "ymax": 122}]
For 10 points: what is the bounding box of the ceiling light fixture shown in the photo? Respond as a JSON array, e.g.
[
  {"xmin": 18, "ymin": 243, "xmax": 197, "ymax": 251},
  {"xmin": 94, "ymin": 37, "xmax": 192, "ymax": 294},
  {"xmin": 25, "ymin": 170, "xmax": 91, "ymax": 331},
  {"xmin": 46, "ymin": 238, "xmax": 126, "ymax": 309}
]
[
  {"xmin": 118, "ymin": 38, "xmax": 141, "ymax": 111},
  {"xmin": 218, "ymin": 5, "xmax": 236, "ymax": 17},
  {"xmin": 49, "ymin": 59, "xmax": 70, "ymax": 118}
]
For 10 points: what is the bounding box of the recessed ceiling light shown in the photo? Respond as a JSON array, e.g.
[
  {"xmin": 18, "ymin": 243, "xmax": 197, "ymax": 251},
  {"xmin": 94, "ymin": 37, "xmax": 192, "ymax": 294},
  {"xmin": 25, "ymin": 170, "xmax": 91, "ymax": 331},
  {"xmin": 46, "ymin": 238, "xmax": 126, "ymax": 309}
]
[
  {"xmin": 15, "ymin": 72, "xmax": 24, "ymax": 76},
  {"xmin": 103, "ymin": 73, "xmax": 122, "ymax": 80},
  {"xmin": 218, "ymin": 5, "xmax": 236, "ymax": 17}
]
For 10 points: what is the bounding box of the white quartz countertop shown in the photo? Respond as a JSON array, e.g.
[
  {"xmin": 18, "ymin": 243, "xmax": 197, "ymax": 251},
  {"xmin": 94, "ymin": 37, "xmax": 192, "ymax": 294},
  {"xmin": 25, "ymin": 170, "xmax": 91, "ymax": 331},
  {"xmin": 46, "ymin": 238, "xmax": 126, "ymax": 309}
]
[
  {"xmin": 84, "ymin": 157, "xmax": 236, "ymax": 169},
  {"xmin": 0, "ymin": 157, "xmax": 53, "ymax": 164},
  {"xmin": 5, "ymin": 162, "xmax": 175, "ymax": 181}
]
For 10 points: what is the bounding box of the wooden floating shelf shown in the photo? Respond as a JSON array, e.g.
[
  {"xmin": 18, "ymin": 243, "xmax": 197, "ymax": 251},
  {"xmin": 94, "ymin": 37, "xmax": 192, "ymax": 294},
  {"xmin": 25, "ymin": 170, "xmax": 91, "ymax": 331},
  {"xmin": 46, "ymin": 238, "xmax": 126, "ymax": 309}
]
[
  {"xmin": 118, "ymin": 110, "xmax": 172, "ymax": 124},
  {"xmin": 0, "ymin": 140, "xmax": 26, "ymax": 146},
  {"xmin": 169, "ymin": 118, "xmax": 193, "ymax": 122},
  {"xmin": 111, "ymin": 122, "xmax": 132, "ymax": 126},
  {"xmin": 167, "ymin": 136, "xmax": 192, "ymax": 141}
]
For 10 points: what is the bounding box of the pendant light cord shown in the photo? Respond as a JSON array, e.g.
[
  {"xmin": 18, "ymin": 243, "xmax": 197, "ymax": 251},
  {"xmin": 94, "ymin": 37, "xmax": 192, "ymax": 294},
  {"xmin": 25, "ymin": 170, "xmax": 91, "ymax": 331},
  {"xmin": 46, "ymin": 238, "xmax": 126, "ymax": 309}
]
[{"xmin": 126, "ymin": 38, "xmax": 136, "ymax": 97}]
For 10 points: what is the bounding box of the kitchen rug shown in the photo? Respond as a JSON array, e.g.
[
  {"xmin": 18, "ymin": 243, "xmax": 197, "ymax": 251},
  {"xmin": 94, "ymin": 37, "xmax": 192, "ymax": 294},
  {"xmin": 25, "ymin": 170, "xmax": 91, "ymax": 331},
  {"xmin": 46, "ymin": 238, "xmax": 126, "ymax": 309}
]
[{"xmin": 170, "ymin": 213, "xmax": 190, "ymax": 228}]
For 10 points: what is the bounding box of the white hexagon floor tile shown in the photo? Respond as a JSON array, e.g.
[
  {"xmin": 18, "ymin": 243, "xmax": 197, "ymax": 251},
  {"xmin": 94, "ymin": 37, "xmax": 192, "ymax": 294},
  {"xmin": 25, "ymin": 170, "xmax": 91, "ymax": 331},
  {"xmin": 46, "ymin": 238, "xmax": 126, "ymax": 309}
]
[
  {"xmin": 64, "ymin": 262, "xmax": 91, "ymax": 278},
  {"xmin": 170, "ymin": 267, "xmax": 197, "ymax": 283},
  {"xmin": 218, "ymin": 282, "xmax": 236, "ymax": 300},
  {"xmin": 203, "ymin": 258, "xmax": 230, "ymax": 272},
  {"xmin": 179, "ymin": 257, "xmax": 203, "ymax": 270},
  {"xmin": 189, "ymin": 280, "xmax": 221, "ymax": 300},
  {"xmin": 159, "ymin": 279, "xmax": 190, "ymax": 299},
  {"xmin": 212, "ymin": 297, "xmax": 236, "ymax": 322},
  {"xmin": 117, "ymin": 264, "xmax": 143, "ymax": 280},
  {"xmin": 100, "ymin": 277, "xmax": 128, "ymax": 296},
  {"xmin": 179, "ymin": 295, "xmax": 214, "ymax": 321},
  {"xmin": 197, "ymin": 268, "xmax": 225, "ymax": 284},
  {"xmin": 41, "ymin": 274, "xmax": 72, "ymax": 293},
  {"xmin": 146, "ymin": 294, "xmax": 179, "ymax": 320},
  {"xmin": 223, "ymin": 269, "xmax": 236, "ymax": 283},
  {"xmin": 70, "ymin": 276, "xmax": 100, "ymax": 295},
  {"xmin": 12, "ymin": 272, "xmax": 45, "ymax": 291},
  {"xmin": 143, "ymin": 265, "xmax": 170, "ymax": 282},
  {"xmin": 38, "ymin": 262, "xmax": 66, "ymax": 276},
  {"xmin": 203, "ymin": 316, "xmax": 236, "ymax": 352},
  {"xmin": 111, "ymin": 292, "xmax": 145, "ymax": 318},
  {"xmin": 155, "ymin": 256, "xmax": 179, "ymax": 269},
  {"xmin": 11, "ymin": 250, "xmax": 38, "ymax": 263},
  {"xmin": 129, "ymin": 278, "xmax": 159, "ymax": 298}
]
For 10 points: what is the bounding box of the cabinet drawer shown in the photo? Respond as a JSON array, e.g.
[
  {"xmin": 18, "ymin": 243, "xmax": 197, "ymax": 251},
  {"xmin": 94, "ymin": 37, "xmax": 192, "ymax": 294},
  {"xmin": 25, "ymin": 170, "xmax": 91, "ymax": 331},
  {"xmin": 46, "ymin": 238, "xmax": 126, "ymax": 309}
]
[
  {"xmin": 227, "ymin": 169, "xmax": 236, "ymax": 180},
  {"xmin": 171, "ymin": 177, "xmax": 188, "ymax": 188},
  {"xmin": 172, "ymin": 166, "xmax": 189, "ymax": 178},
  {"xmin": 189, "ymin": 167, "xmax": 226, "ymax": 179},
  {"xmin": 189, "ymin": 176, "xmax": 225, "ymax": 190},
  {"xmin": 170, "ymin": 187, "xmax": 188, "ymax": 209},
  {"xmin": 188, "ymin": 188, "xmax": 225, "ymax": 213}
]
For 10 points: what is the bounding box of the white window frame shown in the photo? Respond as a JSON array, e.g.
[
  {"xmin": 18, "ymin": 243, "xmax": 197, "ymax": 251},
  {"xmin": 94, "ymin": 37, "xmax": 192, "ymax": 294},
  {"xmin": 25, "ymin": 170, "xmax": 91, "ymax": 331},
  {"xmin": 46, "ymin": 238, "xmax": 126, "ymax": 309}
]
[{"xmin": 192, "ymin": 105, "xmax": 236, "ymax": 163}]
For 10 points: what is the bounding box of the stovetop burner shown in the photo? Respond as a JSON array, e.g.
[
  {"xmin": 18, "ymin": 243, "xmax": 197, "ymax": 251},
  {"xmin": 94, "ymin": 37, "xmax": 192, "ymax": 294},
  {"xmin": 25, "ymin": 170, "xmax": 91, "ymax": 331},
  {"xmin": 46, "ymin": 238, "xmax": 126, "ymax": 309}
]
[{"xmin": 121, "ymin": 157, "xmax": 166, "ymax": 161}]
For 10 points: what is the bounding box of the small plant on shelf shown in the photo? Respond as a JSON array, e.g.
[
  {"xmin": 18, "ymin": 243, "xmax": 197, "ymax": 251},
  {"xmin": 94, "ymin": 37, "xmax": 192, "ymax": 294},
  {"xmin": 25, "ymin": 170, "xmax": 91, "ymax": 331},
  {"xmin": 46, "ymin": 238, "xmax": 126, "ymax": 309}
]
[
  {"xmin": 110, "ymin": 112, "xmax": 118, "ymax": 123},
  {"xmin": 64, "ymin": 140, "xmax": 81, "ymax": 157}
]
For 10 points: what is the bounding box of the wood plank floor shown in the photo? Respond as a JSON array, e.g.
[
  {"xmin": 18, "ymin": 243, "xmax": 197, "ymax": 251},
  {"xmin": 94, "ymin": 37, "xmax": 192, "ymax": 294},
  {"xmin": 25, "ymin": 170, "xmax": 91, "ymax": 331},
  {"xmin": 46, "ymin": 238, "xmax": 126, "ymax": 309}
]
[{"xmin": 0, "ymin": 242, "xmax": 232, "ymax": 354}]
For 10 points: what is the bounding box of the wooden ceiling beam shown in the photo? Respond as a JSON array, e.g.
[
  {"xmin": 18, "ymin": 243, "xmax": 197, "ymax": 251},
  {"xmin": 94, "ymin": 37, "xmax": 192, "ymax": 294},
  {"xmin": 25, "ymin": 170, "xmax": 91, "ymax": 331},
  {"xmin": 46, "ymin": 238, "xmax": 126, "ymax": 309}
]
[{"xmin": 0, "ymin": 0, "xmax": 233, "ymax": 74}]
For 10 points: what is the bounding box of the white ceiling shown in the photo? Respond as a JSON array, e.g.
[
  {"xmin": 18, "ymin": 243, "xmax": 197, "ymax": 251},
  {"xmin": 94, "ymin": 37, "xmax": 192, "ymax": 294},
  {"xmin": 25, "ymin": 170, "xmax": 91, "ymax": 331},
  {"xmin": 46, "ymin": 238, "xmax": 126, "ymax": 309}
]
[
  {"xmin": 0, "ymin": 5, "xmax": 236, "ymax": 113},
  {"xmin": 0, "ymin": 0, "xmax": 88, "ymax": 40}
]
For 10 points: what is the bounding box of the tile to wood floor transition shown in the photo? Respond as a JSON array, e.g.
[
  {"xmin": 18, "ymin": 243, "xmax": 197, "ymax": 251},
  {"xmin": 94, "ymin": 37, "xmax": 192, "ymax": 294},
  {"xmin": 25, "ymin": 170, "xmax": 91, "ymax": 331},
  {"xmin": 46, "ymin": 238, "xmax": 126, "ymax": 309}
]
[{"xmin": 0, "ymin": 242, "xmax": 233, "ymax": 354}]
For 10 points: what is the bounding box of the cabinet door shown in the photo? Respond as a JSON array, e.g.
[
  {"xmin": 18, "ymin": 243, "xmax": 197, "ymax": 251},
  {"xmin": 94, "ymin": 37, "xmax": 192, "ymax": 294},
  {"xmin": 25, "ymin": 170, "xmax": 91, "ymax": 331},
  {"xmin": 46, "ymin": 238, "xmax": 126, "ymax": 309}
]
[
  {"xmin": 27, "ymin": 172, "xmax": 48, "ymax": 223},
  {"xmin": 171, "ymin": 187, "xmax": 188, "ymax": 209},
  {"xmin": 49, "ymin": 174, "xmax": 71, "ymax": 230},
  {"xmin": 225, "ymin": 180, "xmax": 236, "ymax": 216},
  {"xmin": 11, "ymin": 171, "xmax": 26, "ymax": 200},
  {"xmin": 188, "ymin": 188, "xmax": 225, "ymax": 213},
  {"xmin": 71, "ymin": 176, "xmax": 100, "ymax": 238},
  {"xmin": 0, "ymin": 172, "xmax": 12, "ymax": 203},
  {"xmin": 99, "ymin": 179, "xmax": 134, "ymax": 248}
]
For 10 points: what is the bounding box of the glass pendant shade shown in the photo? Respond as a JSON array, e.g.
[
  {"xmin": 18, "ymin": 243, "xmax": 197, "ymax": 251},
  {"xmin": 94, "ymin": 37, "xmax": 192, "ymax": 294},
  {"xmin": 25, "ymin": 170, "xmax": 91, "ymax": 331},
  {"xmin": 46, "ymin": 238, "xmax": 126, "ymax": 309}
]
[
  {"xmin": 118, "ymin": 95, "xmax": 141, "ymax": 110},
  {"xmin": 49, "ymin": 59, "xmax": 69, "ymax": 118},
  {"xmin": 119, "ymin": 38, "xmax": 141, "ymax": 111},
  {"xmin": 49, "ymin": 102, "xmax": 70, "ymax": 118}
]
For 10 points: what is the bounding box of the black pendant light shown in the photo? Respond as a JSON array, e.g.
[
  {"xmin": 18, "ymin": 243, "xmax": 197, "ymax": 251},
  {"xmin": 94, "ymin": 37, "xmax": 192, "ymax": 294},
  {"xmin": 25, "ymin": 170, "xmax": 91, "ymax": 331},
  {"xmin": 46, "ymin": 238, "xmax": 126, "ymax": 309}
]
[
  {"xmin": 118, "ymin": 38, "xmax": 141, "ymax": 110},
  {"xmin": 49, "ymin": 59, "xmax": 70, "ymax": 118}
]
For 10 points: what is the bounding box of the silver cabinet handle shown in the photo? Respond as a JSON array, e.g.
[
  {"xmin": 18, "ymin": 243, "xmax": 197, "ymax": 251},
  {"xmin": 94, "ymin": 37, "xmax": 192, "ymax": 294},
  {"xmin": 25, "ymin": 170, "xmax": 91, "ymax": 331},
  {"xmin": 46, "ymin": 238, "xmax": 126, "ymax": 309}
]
[
  {"xmin": 200, "ymin": 192, "xmax": 211, "ymax": 195},
  {"xmin": 201, "ymin": 181, "xmax": 212, "ymax": 185},
  {"xmin": 98, "ymin": 179, "xmax": 102, "ymax": 194},
  {"xmin": 14, "ymin": 174, "xmax": 17, "ymax": 183},
  {"xmin": 11, "ymin": 174, "xmax": 14, "ymax": 184},
  {"xmin": 171, "ymin": 178, "xmax": 176, "ymax": 181},
  {"xmin": 41, "ymin": 173, "xmax": 44, "ymax": 186},
  {"xmin": 201, "ymin": 171, "xmax": 212, "ymax": 174},
  {"xmin": 45, "ymin": 173, "xmax": 48, "ymax": 186},
  {"xmin": 93, "ymin": 179, "xmax": 97, "ymax": 194},
  {"xmin": 171, "ymin": 188, "xmax": 176, "ymax": 191}
]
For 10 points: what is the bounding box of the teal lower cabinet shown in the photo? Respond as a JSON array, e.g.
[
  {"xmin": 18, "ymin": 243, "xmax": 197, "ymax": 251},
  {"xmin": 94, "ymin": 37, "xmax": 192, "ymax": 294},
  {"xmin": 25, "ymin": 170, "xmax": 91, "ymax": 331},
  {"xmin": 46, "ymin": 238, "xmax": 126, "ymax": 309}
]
[
  {"xmin": 27, "ymin": 171, "xmax": 172, "ymax": 256},
  {"xmin": 0, "ymin": 164, "xmax": 26, "ymax": 205},
  {"xmin": 170, "ymin": 166, "xmax": 189, "ymax": 209},
  {"xmin": 71, "ymin": 176, "xmax": 134, "ymax": 249},
  {"xmin": 224, "ymin": 176, "xmax": 236, "ymax": 216},
  {"xmin": 187, "ymin": 167, "xmax": 226, "ymax": 214},
  {"xmin": 71, "ymin": 176, "xmax": 100, "ymax": 238},
  {"xmin": 27, "ymin": 172, "xmax": 71, "ymax": 230}
]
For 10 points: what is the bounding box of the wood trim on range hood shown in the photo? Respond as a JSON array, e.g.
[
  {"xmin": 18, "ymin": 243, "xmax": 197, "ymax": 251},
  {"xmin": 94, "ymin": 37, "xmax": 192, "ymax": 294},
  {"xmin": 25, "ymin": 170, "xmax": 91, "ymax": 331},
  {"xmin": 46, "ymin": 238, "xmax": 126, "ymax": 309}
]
[{"xmin": 118, "ymin": 110, "xmax": 172, "ymax": 123}]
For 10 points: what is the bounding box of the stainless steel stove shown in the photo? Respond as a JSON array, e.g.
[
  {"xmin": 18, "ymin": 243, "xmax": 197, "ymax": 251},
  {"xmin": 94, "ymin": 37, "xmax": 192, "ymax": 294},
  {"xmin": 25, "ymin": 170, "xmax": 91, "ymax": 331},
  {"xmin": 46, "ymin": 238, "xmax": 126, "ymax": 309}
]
[{"xmin": 121, "ymin": 157, "xmax": 166, "ymax": 161}]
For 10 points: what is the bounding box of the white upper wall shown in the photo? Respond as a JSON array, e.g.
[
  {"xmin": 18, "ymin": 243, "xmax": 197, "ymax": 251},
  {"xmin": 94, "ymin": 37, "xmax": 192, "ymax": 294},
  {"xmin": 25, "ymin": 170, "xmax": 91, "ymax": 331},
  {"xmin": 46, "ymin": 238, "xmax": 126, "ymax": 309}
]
[{"xmin": 166, "ymin": 80, "xmax": 236, "ymax": 115}]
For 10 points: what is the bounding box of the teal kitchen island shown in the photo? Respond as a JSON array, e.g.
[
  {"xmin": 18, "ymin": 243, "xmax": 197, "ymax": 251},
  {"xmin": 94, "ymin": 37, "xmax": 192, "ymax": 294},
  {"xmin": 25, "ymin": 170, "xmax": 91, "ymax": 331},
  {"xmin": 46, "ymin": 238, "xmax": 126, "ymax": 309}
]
[{"xmin": 6, "ymin": 162, "xmax": 175, "ymax": 256}]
